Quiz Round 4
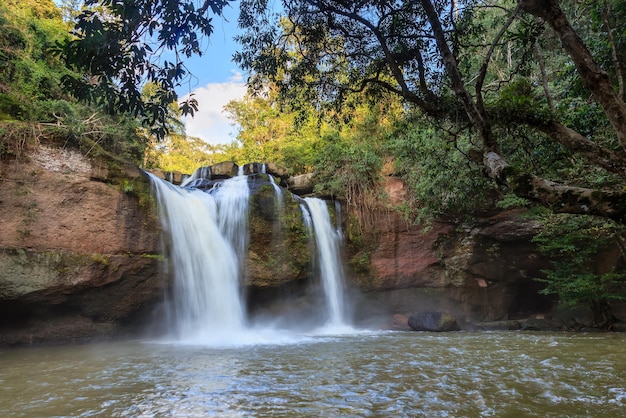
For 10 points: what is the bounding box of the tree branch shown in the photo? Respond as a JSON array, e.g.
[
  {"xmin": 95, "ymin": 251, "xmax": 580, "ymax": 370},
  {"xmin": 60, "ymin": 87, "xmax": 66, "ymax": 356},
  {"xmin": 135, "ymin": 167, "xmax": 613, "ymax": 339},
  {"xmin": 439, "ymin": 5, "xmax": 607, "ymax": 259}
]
[
  {"xmin": 475, "ymin": 4, "xmax": 521, "ymax": 116},
  {"xmin": 420, "ymin": 0, "xmax": 496, "ymax": 150},
  {"xmin": 484, "ymin": 151, "xmax": 626, "ymax": 222},
  {"xmin": 520, "ymin": 0, "xmax": 626, "ymax": 149},
  {"xmin": 537, "ymin": 120, "xmax": 626, "ymax": 178}
]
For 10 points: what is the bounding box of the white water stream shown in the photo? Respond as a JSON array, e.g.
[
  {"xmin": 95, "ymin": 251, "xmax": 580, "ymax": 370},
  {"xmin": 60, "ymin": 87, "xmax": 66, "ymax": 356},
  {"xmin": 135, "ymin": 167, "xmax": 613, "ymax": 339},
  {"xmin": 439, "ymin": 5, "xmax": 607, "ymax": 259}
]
[
  {"xmin": 303, "ymin": 197, "xmax": 349, "ymax": 327},
  {"xmin": 149, "ymin": 174, "xmax": 247, "ymax": 343}
]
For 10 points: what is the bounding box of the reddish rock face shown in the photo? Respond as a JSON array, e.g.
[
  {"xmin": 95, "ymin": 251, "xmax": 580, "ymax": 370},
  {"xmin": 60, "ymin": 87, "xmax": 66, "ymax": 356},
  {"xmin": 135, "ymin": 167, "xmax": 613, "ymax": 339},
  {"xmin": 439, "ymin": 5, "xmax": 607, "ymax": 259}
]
[
  {"xmin": 348, "ymin": 178, "xmax": 555, "ymax": 325},
  {"xmin": 368, "ymin": 222, "xmax": 450, "ymax": 289},
  {"xmin": 0, "ymin": 145, "xmax": 166, "ymax": 346}
]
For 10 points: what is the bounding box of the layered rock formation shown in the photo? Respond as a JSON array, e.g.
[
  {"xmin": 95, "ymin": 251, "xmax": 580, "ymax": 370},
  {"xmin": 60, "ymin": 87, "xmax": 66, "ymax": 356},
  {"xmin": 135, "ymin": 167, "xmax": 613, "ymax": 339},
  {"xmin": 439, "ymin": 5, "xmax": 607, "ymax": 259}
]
[
  {"xmin": 0, "ymin": 152, "xmax": 325, "ymax": 345},
  {"xmin": 347, "ymin": 178, "xmax": 625, "ymax": 330},
  {"xmin": 0, "ymin": 144, "xmax": 165, "ymax": 345}
]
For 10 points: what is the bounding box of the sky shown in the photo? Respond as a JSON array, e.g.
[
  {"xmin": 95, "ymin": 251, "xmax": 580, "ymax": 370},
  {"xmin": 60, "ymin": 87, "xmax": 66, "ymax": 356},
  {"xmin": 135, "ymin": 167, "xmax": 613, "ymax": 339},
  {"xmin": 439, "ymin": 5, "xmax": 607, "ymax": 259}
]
[{"xmin": 176, "ymin": 0, "xmax": 247, "ymax": 145}]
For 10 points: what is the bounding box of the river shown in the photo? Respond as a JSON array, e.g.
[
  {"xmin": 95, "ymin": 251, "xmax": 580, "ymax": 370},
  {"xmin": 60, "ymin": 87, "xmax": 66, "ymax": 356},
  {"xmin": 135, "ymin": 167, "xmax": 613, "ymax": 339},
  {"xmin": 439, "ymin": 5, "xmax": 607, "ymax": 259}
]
[{"xmin": 1, "ymin": 331, "xmax": 625, "ymax": 417}]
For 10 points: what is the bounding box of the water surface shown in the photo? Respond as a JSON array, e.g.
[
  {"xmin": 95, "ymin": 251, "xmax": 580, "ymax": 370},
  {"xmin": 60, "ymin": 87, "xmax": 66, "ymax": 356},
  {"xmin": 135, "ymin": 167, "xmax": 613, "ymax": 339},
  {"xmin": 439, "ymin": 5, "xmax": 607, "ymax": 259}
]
[{"xmin": 1, "ymin": 331, "xmax": 625, "ymax": 417}]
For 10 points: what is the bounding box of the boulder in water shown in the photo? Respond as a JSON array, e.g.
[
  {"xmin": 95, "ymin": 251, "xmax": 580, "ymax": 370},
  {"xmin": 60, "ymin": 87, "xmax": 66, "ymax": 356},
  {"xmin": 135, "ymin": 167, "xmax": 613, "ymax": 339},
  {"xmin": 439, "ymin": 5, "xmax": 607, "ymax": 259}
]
[{"xmin": 408, "ymin": 311, "xmax": 460, "ymax": 332}]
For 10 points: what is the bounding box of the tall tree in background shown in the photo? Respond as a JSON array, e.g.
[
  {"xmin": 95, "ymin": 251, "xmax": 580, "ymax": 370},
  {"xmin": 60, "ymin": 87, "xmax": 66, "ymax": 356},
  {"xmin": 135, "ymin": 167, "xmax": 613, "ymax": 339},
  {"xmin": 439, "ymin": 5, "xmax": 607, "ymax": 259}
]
[{"xmin": 236, "ymin": 0, "xmax": 626, "ymax": 222}]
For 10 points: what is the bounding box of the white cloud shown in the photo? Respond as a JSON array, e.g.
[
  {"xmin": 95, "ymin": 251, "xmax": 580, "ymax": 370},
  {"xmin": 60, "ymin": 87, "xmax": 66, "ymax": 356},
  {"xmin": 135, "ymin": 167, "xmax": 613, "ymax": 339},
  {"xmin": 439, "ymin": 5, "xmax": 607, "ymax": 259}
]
[{"xmin": 180, "ymin": 73, "xmax": 247, "ymax": 145}]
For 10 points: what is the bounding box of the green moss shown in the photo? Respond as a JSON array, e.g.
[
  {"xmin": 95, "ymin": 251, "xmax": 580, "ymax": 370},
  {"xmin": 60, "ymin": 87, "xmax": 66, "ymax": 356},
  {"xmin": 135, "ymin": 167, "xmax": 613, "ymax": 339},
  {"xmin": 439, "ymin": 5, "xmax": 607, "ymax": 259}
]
[
  {"xmin": 90, "ymin": 253, "xmax": 110, "ymax": 266},
  {"xmin": 141, "ymin": 253, "xmax": 167, "ymax": 261},
  {"xmin": 349, "ymin": 251, "xmax": 371, "ymax": 274}
]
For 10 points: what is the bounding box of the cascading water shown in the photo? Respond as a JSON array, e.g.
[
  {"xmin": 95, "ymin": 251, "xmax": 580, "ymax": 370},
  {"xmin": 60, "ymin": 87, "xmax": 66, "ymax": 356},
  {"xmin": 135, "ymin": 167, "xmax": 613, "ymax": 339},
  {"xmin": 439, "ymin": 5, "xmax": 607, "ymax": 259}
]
[
  {"xmin": 303, "ymin": 197, "xmax": 350, "ymax": 328},
  {"xmin": 180, "ymin": 166, "xmax": 211, "ymax": 188},
  {"xmin": 148, "ymin": 172, "xmax": 249, "ymax": 343},
  {"xmin": 149, "ymin": 165, "xmax": 355, "ymax": 344}
]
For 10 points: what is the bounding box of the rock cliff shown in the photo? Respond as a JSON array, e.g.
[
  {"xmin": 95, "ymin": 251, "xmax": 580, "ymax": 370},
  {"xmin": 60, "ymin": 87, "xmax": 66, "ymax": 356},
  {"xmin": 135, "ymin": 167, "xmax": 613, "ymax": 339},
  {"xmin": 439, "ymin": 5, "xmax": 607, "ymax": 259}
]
[
  {"xmin": 0, "ymin": 144, "xmax": 165, "ymax": 345},
  {"xmin": 349, "ymin": 204, "xmax": 554, "ymax": 328}
]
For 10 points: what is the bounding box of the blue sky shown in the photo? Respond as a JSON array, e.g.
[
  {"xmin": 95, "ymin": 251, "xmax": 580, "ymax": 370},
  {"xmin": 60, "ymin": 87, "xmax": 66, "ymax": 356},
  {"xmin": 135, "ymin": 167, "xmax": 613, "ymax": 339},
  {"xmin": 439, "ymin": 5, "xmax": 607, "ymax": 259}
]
[{"xmin": 176, "ymin": 0, "xmax": 247, "ymax": 145}]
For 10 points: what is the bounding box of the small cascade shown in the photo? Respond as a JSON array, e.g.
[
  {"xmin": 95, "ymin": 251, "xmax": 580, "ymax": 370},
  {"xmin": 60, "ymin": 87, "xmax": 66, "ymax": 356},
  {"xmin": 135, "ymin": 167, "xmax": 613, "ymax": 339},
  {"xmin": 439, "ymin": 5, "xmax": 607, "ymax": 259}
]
[
  {"xmin": 148, "ymin": 173, "xmax": 248, "ymax": 343},
  {"xmin": 214, "ymin": 172, "xmax": 250, "ymax": 276},
  {"xmin": 303, "ymin": 197, "xmax": 349, "ymax": 327},
  {"xmin": 180, "ymin": 166, "xmax": 211, "ymax": 188},
  {"xmin": 268, "ymin": 174, "xmax": 283, "ymax": 213}
]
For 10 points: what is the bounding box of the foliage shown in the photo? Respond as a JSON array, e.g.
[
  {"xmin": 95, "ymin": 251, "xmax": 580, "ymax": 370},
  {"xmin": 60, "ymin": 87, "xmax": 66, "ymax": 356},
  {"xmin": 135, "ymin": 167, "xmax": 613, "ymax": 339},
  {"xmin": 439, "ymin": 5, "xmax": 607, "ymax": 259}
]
[
  {"xmin": 144, "ymin": 133, "xmax": 226, "ymax": 173},
  {"xmin": 0, "ymin": 0, "xmax": 69, "ymax": 120},
  {"xmin": 59, "ymin": 0, "xmax": 235, "ymax": 139},
  {"xmin": 0, "ymin": 0, "xmax": 150, "ymax": 164},
  {"xmin": 532, "ymin": 213, "xmax": 626, "ymax": 326},
  {"xmin": 223, "ymin": 89, "xmax": 320, "ymax": 172},
  {"xmin": 236, "ymin": 0, "xmax": 626, "ymax": 222},
  {"xmin": 389, "ymin": 117, "xmax": 497, "ymax": 222}
]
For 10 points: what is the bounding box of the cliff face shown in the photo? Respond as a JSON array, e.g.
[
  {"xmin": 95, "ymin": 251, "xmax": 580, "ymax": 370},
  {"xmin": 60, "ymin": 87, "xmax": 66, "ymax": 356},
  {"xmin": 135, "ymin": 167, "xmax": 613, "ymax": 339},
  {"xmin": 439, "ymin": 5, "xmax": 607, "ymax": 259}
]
[
  {"xmin": 346, "ymin": 177, "xmax": 553, "ymax": 327},
  {"xmin": 0, "ymin": 144, "xmax": 166, "ymax": 345},
  {"xmin": 347, "ymin": 178, "xmax": 626, "ymax": 329},
  {"xmin": 350, "ymin": 205, "xmax": 554, "ymax": 327}
]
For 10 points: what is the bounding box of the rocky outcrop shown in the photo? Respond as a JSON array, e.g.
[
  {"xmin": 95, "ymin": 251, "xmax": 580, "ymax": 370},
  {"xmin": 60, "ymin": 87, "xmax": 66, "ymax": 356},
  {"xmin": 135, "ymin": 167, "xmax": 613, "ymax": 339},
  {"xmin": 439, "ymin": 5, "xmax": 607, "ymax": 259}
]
[
  {"xmin": 3, "ymin": 151, "xmax": 622, "ymax": 345},
  {"xmin": 349, "ymin": 178, "xmax": 626, "ymax": 330},
  {"xmin": 285, "ymin": 172, "xmax": 316, "ymax": 196},
  {"xmin": 245, "ymin": 174, "xmax": 311, "ymax": 288},
  {"xmin": 0, "ymin": 144, "xmax": 165, "ymax": 345}
]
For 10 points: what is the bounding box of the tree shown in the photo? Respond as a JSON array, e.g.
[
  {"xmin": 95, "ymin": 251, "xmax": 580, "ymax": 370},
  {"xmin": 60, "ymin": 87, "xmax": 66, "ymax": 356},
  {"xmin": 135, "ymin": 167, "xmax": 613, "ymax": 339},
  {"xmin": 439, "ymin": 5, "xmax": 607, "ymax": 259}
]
[
  {"xmin": 236, "ymin": 0, "xmax": 626, "ymax": 222},
  {"xmin": 532, "ymin": 213, "xmax": 625, "ymax": 328},
  {"xmin": 60, "ymin": 0, "xmax": 235, "ymax": 139}
]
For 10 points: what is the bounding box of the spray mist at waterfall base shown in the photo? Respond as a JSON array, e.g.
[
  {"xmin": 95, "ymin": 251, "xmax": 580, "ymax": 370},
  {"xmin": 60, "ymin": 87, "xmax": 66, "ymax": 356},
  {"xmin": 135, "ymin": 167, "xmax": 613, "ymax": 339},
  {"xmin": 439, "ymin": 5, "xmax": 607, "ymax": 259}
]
[{"xmin": 148, "ymin": 171, "xmax": 368, "ymax": 347}]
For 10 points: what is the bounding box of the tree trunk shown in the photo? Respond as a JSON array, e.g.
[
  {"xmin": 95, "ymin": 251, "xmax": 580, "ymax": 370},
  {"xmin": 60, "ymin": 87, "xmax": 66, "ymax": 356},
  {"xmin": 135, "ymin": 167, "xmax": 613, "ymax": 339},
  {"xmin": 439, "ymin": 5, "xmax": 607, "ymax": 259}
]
[
  {"xmin": 537, "ymin": 121, "xmax": 626, "ymax": 178},
  {"xmin": 420, "ymin": 0, "xmax": 496, "ymax": 151},
  {"xmin": 519, "ymin": 0, "xmax": 626, "ymax": 149},
  {"xmin": 422, "ymin": 0, "xmax": 626, "ymax": 222}
]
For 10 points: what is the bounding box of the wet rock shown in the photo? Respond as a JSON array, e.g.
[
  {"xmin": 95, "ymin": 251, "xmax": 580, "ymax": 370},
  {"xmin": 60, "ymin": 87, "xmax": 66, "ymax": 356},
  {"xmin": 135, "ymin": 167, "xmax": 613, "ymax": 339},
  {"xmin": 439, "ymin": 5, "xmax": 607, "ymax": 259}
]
[
  {"xmin": 610, "ymin": 322, "xmax": 626, "ymax": 332},
  {"xmin": 265, "ymin": 163, "xmax": 289, "ymax": 180},
  {"xmin": 246, "ymin": 177, "xmax": 310, "ymax": 288},
  {"xmin": 520, "ymin": 318, "xmax": 563, "ymax": 331},
  {"xmin": 408, "ymin": 312, "xmax": 460, "ymax": 332},
  {"xmin": 390, "ymin": 314, "xmax": 411, "ymax": 331}
]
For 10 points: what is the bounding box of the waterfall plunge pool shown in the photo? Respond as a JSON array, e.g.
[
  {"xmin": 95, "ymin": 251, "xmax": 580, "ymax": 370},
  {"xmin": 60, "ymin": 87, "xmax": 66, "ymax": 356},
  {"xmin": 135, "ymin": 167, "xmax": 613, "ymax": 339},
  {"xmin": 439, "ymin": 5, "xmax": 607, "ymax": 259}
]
[{"xmin": 1, "ymin": 331, "xmax": 625, "ymax": 417}]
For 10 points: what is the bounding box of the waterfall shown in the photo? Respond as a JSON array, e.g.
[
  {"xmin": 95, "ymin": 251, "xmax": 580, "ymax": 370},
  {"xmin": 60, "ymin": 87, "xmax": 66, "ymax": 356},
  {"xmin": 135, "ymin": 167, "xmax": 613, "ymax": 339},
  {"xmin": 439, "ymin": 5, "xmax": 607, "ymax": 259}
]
[
  {"xmin": 213, "ymin": 173, "xmax": 250, "ymax": 276},
  {"xmin": 148, "ymin": 166, "xmax": 356, "ymax": 344},
  {"xmin": 148, "ymin": 173, "xmax": 248, "ymax": 343},
  {"xmin": 303, "ymin": 197, "xmax": 349, "ymax": 327}
]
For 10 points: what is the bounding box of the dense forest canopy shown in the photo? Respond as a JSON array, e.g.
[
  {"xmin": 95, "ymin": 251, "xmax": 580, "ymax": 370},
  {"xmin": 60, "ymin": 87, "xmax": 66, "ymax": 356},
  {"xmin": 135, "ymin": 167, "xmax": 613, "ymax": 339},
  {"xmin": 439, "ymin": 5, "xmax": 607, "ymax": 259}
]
[{"xmin": 4, "ymin": 1, "xmax": 625, "ymax": 215}]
